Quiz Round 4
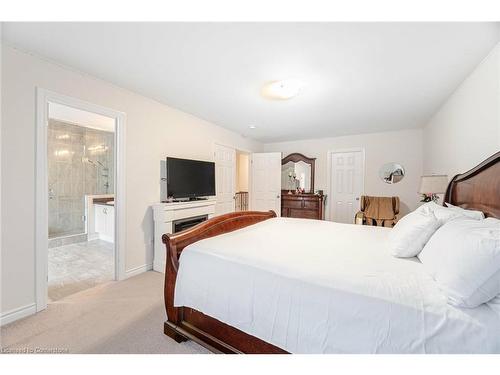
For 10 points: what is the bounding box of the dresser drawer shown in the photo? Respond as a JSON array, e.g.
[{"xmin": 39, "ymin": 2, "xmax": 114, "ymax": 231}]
[
  {"xmin": 282, "ymin": 198, "xmax": 304, "ymax": 209},
  {"xmin": 302, "ymin": 199, "xmax": 319, "ymax": 209},
  {"xmin": 288, "ymin": 208, "xmax": 319, "ymax": 220},
  {"xmin": 281, "ymin": 194, "xmax": 324, "ymax": 220},
  {"xmin": 282, "ymin": 197, "xmax": 319, "ymax": 210}
]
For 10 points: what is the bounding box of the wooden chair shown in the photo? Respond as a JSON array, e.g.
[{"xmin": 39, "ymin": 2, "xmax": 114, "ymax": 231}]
[{"xmin": 354, "ymin": 196, "xmax": 400, "ymax": 227}]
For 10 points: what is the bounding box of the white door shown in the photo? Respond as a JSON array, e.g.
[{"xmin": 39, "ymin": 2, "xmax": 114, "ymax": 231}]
[
  {"xmin": 329, "ymin": 150, "xmax": 364, "ymax": 223},
  {"xmin": 250, "ymin": 152, "xmax": 282, "ymax": 215},
  {"xmin": 214, "ymin": 144, "xmax": 236, "ymax": 216}
]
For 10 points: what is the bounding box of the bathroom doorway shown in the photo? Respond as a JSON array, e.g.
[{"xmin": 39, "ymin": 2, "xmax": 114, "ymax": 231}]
[
  {"xmin": 47, "ymin": 103, "xmax": 116, "ymax": 301},
  {"xmin": 36, "ymin": 90, "xmax": 126, "ymax": 312}
]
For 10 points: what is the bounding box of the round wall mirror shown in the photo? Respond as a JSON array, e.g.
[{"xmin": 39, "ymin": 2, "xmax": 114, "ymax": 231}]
[{"xmin": 379, "ymin": 163, "xmax": 405, "ymax": 184}]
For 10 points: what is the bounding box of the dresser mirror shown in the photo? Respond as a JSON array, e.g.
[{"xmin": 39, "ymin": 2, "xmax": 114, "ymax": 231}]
[
  {"xmin": 379, "ymin": 162, "xmax": 405, "ymax": 184},
  {"xmin": 281, "ymin": 153, "xmax": 316, "ymax": 193}
]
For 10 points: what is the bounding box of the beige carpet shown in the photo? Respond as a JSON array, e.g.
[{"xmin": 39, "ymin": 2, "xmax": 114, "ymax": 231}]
[{"xmin": 0, "ymin": 271, "xmax": 210, "ymax": 354}]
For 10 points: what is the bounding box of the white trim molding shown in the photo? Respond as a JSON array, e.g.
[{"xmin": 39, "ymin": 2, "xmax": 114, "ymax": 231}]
[
  {"xmin": 35, "ymin": 88, "xmax": 127, "ymax": 313},
  {"xmin": 0, "ymin": 303, "xmax": 37, "ymax": 326},
  {"xmin": 125, "ymin": 264, "xmax": 153, "ymax": 279}
]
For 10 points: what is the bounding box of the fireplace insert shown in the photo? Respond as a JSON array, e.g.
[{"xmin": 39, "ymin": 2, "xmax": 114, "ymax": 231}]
[{"xmin": 172, "ymin": 214, "xmax": 208, "ymax": 233}]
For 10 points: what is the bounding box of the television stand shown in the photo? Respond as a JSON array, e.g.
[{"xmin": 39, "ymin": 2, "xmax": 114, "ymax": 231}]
[{"xmin": 152, "ymin": 198, "xmax": 217, "ymax": 272}]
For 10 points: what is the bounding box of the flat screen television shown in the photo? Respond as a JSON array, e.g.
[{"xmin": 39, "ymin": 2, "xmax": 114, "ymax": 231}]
[{"xmin": 166, "ymin": 157, "xmax": 215, "ymax": 199}]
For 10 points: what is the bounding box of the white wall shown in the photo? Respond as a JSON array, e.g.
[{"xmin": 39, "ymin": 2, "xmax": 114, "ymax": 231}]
[
  {"xmin": 423, "ymin": 44, "xmax": 500, "ymax": 177},
  {"xmin": 0, "ymin": 23, "xmax": 3, "ymax": 322},
  {"xmin": 264, "ymin": 129, "xmax": 423, "ymax": 217},
  {"xmin": 0, "ymin": 45, "xmax": 262, "ymax": 318}
]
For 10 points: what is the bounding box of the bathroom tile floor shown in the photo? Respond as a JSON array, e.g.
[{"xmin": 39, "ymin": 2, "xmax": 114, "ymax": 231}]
[{"xmin": 48, "ymin": 239, "xmax": 114, "ymax": 302}]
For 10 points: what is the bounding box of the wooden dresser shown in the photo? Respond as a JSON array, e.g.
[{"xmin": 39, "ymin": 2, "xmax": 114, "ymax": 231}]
[{"xmin": 281, "ymin": 194, "xmax": 325, "ymax": 220}]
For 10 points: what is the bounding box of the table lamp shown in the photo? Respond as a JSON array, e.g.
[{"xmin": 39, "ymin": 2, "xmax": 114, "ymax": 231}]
[{"xmin": 419, "ymin": 175, "xmax": 448, "ymax": 203}]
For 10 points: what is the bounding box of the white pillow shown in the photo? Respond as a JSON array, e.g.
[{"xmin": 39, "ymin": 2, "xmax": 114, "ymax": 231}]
[
  {"xmin": 418, "ymin": 218, "xmax": 500, "ymax": 308},
  {"xmin": 444, "ymin": 202, "xmax": 485, "ymax": 220},
  {"xmin": 487, "ymin": 295, "xmax": 500, "ymax": 315},
  {"xmin": 416, "ymin": 202, "xmax": 460, "ymax": 223},
  {"xmin": 388, "ymin": 210, "xmax": 440, "ymax": 258}
]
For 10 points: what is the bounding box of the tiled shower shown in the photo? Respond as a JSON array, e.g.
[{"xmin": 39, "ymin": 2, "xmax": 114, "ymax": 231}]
[{"xmin": 48, "ymin": 119, "xmax": 114, "ymax": 241}]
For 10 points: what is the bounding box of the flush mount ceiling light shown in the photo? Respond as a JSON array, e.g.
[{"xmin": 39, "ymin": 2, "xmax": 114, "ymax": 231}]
[
  {"xmin": 261, "ymin": 79, "xmax": 304, "ymax": 100},
  {"xmin": 248, "ymin": 125, "xmax": 257, "ymax": 129}
]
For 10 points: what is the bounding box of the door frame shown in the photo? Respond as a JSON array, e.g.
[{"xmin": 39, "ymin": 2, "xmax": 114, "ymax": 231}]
[
  {"xmin": 326, "ymin": 148, "xmax": 365, "ymax": 221},
  {"xmin": 35, "ymin": 88, "xmax": 127, "ymax": 312}
]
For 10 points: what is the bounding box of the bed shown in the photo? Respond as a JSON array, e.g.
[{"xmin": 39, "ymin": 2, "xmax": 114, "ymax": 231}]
[{"xmin": 162, "ymin": 151, "xmax": 500, "ymax": 353}]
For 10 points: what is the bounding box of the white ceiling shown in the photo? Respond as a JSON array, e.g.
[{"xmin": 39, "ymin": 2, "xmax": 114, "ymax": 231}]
[
  {"xmin": 49, "ymin": 102, "xmax": 116, "ymax": 132},
  {"xmin": 3, "ymin": 22, "xmax": 499, "ymax": 142}
]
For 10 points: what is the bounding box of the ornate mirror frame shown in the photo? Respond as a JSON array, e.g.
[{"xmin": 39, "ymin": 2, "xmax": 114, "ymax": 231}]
[{"xmin": 281, "ymin": 153, "xmax": 316, "ymax": 193}]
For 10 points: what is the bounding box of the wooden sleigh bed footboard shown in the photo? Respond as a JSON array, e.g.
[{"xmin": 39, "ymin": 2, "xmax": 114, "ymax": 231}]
[{"xmin": 161, "ymin": 210, "xmax": 287, "ymax": 354}]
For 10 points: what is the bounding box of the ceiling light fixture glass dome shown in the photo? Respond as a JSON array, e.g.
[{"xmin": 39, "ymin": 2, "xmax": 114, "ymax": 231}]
[{"xmin": 261, "ymin": 79, "xmax": 304, "ymax": 100}]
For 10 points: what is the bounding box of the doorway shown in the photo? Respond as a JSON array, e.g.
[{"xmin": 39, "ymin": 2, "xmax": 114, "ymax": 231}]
[
  {"xmin": 328, "ymin": 149, "xmax": 365, "ymax": 223},
  {"xmin": 36, "ymin": 89, "xmax": 126, "ymax": 312},
  {"xmin": 213, "ymin": 144, "xmax": 252, "ymax": 215},
  {"xmin": 47, "ymin": 103, "xmax": 116, "ymax": 301},
  {"xmin": 235, "ymin": 151, "xmax": 250, "ymax": 211}
]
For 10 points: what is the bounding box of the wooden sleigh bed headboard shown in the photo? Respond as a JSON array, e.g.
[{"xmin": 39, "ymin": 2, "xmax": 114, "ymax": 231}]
[{"xmin": 444, "ymin": 151, "xmax": 500, "ymax": 219}]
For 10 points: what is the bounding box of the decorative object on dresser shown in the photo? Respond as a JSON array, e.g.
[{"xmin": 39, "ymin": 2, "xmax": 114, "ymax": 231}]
[
  {"xmin": 280, "ymin": 153, "xmax": 325, "ymax": 220},
  {"xmin": 419, "ymin": 175, "xmax": 448, "ymax": 203},
  {"xmin": 355, "ymin": 195, "xmax": 400, "ymax": 227}
]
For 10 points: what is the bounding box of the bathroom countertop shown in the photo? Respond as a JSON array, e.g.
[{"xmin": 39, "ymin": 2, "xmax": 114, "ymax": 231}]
[{"xmin": 93, "ymin": 197, "xmax": 115, "ymax": 207}]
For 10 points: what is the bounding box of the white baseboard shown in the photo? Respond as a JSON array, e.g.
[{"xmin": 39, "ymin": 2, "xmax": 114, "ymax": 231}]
[
  {"xmin": 153, "ymin": 261, "xmax": 165, "ymax": 273},
  {"xmin": 125, "ymin": 263, "xmax": 153, "ymax": 279},
  {"xmin": 98, "ymin": 234, "xmax": 114, "ymax": 243},
  {"xmin": 0, "ymin": 303, "xmax": 36, "ymax": 326}
]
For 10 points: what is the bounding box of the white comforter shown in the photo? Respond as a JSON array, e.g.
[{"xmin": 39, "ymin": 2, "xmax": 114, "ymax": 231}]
[{"xmin": 174, "ymin": 217, "xmax": 500, "ymax": 353}]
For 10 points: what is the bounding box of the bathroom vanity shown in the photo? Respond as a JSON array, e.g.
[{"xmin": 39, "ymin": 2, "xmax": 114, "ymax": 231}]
[
  {"xmin": 93, "ymin": 201, "xmax": 115, "ymax": 243},
  {"xmin": 86, "ymin": 194, "xmax": 115, "ymax": 243}
]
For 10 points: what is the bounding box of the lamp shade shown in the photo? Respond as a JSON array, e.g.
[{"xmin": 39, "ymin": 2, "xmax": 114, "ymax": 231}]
[{"xmin": 418, "ymin": 175, "xmax": 448, "ymax": 194}]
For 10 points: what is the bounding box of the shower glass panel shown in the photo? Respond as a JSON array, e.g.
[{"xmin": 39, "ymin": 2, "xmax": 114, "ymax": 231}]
[{"xmin": 48, "ymin": 120, "xmax": 114, "ymax": 239}]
